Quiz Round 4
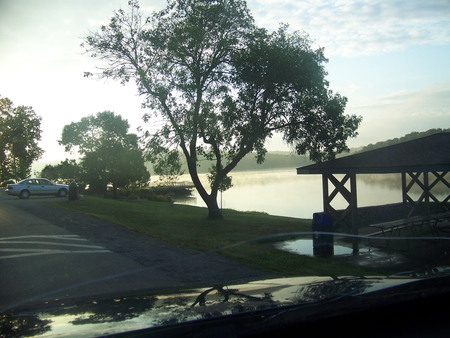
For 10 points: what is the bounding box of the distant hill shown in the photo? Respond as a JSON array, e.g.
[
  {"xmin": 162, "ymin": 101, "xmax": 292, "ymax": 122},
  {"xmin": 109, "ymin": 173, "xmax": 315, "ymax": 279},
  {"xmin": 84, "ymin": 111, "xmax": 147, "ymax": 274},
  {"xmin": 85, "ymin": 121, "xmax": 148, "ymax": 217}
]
[
  {"xmin": 358, "ymin": 128, "xmax": 450, "ymax": 153},
  {"xmin": 31, "ymin": 160, "xmax": 63, "ymax": 176},
  {"xmin": 144, "ymin": 151, "xmax": 313, "ymax": 175},
  {"xmin": 189, "ymin": 152, "xmax": 313, "ymax": 174}
]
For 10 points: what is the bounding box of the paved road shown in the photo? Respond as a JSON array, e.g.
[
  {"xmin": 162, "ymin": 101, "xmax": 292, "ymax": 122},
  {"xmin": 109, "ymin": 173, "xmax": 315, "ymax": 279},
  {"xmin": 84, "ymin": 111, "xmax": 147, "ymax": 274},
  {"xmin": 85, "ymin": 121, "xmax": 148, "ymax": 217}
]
[{"xmin": 0, "ymin": 190, "xmax": 274, "ymax": 311}]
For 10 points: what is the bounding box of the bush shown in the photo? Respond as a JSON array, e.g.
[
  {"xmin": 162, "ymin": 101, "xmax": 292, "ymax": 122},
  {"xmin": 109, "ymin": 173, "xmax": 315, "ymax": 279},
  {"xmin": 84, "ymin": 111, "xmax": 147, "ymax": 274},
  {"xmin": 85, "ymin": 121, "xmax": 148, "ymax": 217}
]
[
  {"xmin": 1, "ymin": 179, "xmax": 16, "ymax": 187},
  {"xmin": 148, "ymin": 193, "xmax": 173, "ymax": 203}
]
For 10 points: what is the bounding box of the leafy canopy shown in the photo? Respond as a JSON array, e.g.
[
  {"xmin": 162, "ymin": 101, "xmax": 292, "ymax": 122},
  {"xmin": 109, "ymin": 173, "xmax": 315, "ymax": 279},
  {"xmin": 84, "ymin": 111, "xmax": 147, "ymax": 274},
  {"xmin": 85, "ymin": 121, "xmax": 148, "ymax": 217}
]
[
  {"xmin": 83, "ymin": 0, "xmax": 361, "ymax": 218},
  {"xmin": 152, "ymin": 150, "xmax": 185, "ymax": 187},
  {"xmin": 40, "ymin": 159, "xmax": 81, "ymax": 185},
  {"xmin": 0, "ymin": 97, "xmax": 43, "ymax": 181},
  {"xmin": 59, "ymin": 111, "xmax": 150, "ymax": 196}
]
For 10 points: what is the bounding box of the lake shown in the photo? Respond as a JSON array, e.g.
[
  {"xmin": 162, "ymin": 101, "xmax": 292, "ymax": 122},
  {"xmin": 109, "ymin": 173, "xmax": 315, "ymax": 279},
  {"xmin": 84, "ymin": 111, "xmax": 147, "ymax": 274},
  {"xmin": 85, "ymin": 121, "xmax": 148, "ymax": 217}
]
[{"xmin": 172, "ymin": 169, "xmax": 445, "ymax": 219}]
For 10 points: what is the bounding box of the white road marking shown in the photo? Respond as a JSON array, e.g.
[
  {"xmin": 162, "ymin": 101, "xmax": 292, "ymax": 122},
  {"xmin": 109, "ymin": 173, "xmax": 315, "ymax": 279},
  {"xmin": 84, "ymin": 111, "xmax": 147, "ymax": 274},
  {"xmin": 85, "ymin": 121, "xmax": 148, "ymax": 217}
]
[
  {"xmin": 0, "ymin": 235, "xmax": 89, "ymax": 241},
  {"xmin": 0, "ymin": 235, "xmax": 111, "ymax": 259},
  {"xmin": 0, "ymin": 248, "xmax": 111, "ymax": 259},
  {"xmin": 0, "ymin": 240, "xmax": 106, "ymax": 249}
]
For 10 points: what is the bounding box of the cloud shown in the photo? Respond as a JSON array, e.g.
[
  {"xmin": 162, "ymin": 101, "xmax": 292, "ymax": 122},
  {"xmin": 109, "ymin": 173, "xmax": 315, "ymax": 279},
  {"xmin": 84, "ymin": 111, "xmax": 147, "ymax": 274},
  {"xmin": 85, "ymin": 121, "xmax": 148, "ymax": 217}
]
[
  {"xmin": 345, "ymin": 81, "xmax": 450, "ymax": 146},
  {"xmin": 247, "ymin": 0, "xmax": 450, "ymax": 56}
]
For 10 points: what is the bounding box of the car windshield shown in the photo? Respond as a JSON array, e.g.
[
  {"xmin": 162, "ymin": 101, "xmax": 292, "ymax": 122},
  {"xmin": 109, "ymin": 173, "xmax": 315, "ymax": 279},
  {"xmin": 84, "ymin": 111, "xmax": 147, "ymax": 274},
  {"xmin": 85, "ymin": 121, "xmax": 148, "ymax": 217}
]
[{"xmin": 1, "ymin": 1, "xmax": 449, "ymax": 337}]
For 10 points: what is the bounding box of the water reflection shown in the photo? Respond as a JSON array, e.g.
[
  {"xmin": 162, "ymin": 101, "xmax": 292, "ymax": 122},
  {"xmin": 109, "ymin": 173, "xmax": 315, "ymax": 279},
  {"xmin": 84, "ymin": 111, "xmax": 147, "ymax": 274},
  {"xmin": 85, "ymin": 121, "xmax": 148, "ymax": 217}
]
[
  {"xmin": 0, "ymin": 314, "xmax": 51, "ymax": 337},
  {"xmin": 172, "ymin": 170, "xmax": 447, "ymax": 219},
  {"xmin": 3, "ymin": 277, "xmax": 380, "ymax": 337},
  {"xmin": 275, "ymin": 239, "xmax": 358, "ymax": 256}
]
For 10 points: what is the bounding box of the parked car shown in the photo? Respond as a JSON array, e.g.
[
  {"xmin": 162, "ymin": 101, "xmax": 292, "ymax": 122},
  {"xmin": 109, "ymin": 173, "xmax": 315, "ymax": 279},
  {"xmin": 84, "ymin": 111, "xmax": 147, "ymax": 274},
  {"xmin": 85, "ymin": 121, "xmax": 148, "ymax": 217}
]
[{"xmin": 5, "ymin": 178, "xmax": 69, "ymax": 199}]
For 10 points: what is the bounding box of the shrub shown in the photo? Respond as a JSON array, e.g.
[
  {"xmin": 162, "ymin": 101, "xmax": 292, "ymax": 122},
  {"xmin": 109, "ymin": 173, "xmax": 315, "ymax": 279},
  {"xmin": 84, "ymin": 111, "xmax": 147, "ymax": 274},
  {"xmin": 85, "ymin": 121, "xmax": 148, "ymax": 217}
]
[{"xmin": 148, "ymin": 193, "xmax": 173, "ymax": 203}]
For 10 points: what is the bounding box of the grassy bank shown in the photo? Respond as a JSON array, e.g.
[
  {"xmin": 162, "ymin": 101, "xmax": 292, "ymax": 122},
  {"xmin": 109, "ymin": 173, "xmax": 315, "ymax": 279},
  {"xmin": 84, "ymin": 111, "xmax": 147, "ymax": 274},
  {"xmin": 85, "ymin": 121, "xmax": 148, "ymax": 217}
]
[{"xmin": 49, "ymin": 196, "xmax": 383, "ymax": 276}]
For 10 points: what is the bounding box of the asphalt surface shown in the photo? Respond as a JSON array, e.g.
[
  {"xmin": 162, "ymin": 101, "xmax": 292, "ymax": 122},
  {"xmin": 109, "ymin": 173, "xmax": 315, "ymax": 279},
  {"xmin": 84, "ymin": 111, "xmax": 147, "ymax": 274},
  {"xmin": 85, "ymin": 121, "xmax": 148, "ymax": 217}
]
[
  {"xmin": 0, "ymin": 191, "xmax": 275, "ymax": 311},
  {"xmin": 2, "ymin": 189, "xmax": 449, "ymax": 312}
]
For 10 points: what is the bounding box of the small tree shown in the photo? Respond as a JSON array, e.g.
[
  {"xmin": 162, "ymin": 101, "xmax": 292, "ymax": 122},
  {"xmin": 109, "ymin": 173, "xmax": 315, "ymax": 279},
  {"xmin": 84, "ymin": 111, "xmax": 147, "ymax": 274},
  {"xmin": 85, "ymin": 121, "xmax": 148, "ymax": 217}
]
[
  {"xmin": 0, "ymin": 97, "xmax": 43, "ymax": 181},
  {"xmin": 83, "ymin": 0, "xmax": 361, "ymax": 218},
  {"xmin": 40, "ymin": 159, "xmax": 81, "ymax": 184},
  {"xmin": 59, "ymin": 111, "xmax": 150, "ymax": 198}
]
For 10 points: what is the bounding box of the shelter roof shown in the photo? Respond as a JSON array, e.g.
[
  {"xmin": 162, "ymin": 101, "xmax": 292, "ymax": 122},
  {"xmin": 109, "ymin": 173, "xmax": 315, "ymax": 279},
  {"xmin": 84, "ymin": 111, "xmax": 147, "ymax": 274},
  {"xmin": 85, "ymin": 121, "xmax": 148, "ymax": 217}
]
[{"xmin": 297, "ymin": 132, "xmax": 450, "ymax": 175}]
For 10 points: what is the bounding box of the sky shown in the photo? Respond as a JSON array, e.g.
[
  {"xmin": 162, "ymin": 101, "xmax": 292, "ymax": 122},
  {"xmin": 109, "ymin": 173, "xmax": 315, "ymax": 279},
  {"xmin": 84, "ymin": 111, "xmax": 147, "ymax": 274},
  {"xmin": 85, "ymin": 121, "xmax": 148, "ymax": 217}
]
[{"xmin": 0, "ymin": 0, "xmax": 449, "ymax": 163}]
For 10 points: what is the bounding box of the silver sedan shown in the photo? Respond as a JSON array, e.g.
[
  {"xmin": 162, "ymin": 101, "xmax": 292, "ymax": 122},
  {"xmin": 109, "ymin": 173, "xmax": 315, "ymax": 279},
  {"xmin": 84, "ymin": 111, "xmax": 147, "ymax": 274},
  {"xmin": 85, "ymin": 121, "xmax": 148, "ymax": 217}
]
[{"xmin": 5, "ymin": 178, "xmax": 69, "ymax": 199}]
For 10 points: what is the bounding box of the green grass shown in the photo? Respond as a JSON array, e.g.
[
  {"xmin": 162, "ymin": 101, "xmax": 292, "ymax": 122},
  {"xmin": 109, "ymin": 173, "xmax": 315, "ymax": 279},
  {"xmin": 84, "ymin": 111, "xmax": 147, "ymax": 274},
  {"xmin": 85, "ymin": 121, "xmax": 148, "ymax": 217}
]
[{"xmin": 48, "ymin": 196, "xmax": 384, "ymax": 277}]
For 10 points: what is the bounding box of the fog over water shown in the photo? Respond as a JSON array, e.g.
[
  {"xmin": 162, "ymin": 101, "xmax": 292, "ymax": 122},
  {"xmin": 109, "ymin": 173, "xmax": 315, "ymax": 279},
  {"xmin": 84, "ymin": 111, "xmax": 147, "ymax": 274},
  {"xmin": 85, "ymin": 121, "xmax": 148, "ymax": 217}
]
[{"xmin": 173, "ymin": 170, "xmax": 445, "ymax": 219}]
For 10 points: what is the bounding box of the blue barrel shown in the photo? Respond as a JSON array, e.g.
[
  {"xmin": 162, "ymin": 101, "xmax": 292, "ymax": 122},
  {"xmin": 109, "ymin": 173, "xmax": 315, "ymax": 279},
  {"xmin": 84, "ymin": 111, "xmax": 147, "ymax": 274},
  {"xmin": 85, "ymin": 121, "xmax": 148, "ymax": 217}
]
[{"xmin": 312, "ymin": 212, "xmax": 334, "ymax": 256}]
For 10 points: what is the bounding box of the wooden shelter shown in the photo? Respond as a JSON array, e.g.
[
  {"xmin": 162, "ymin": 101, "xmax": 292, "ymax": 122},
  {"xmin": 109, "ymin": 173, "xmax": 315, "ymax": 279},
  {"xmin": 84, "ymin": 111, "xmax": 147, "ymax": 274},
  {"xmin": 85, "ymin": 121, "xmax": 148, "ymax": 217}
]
[{"xmin": 297, "ymin": 132, "xmax": 450, "ymax": 251}]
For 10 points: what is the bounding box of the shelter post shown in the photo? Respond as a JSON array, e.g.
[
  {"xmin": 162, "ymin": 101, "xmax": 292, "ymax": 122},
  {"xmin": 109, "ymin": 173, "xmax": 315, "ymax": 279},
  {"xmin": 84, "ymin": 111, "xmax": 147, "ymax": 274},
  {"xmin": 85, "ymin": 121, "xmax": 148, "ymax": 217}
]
[
  {"xmin": 350, "ymin": 174, "xmax": 358, "ymax": 252},
  {"xmin": 321, "ymin": 173, "xmax": 359, "ymax": 252},
  {"xmin": 402, "ymin": 170, "xmax": 450, "ymax": 217}
]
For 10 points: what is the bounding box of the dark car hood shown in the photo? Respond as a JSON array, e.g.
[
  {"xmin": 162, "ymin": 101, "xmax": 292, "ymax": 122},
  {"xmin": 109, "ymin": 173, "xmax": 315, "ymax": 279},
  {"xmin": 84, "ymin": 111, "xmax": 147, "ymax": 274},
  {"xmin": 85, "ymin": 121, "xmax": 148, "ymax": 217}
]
[{"xmin": 2, "ymin": 270, "xmax": 450, "ymax": 337}]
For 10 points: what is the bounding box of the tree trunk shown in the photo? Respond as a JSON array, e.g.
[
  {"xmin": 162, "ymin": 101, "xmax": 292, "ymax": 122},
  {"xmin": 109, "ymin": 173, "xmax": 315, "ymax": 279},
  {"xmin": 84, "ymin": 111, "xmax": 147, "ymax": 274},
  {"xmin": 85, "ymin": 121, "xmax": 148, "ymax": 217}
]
[
  {"xmin": 204, "ymin": 194, "xmax": 223, "ymax": 219},
  {"xmin": 113, "ymin": 182, "xmax": 118, "ymax": 199},
  {"xmin": 188, "ymin": 166, "xmax": 223, "ymax": 219},
  {"xmin": 184, "ymin": 148, "xmax": 223, "ymax": 219},
  {"xmin": 102, "ymin": 172, "xmax": 108, "ymax": 199}
]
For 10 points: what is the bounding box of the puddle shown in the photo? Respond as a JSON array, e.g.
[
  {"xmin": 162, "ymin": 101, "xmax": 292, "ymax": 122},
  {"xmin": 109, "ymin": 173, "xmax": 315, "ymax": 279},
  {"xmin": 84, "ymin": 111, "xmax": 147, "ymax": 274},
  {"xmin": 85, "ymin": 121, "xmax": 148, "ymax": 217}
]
[
  {"xmin": 275, "ymin": 239, "xmax": 370, "ymax": 257},
  {"xmin": 274, "ymin": 238, "xmax": 407, "ymax": 268}
]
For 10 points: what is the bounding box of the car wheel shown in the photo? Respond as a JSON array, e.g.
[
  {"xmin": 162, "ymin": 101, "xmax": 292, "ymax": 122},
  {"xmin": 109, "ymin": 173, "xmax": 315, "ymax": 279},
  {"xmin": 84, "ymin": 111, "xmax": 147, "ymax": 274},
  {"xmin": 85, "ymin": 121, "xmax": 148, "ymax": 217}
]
[
  {"xmin": 19, "ymin": 190, "xmax": 30, "ymax": 199},
  {"xmin": 58, "ymin": 188, "xmax": 68, "ymax": 197}
]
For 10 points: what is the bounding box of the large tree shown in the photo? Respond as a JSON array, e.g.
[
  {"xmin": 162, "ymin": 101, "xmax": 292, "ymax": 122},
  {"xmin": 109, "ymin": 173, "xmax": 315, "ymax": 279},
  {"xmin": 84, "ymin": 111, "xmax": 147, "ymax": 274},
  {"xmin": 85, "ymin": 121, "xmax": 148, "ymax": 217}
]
[
  {"xmin": 59, "ymin": 111, "xmax": 150, "ymax": 198},
  {"xmin": 0, "ymin": 97, "xmax": 43, "ymax": 181},
  {"xmin": 83, "ymin": 0, "xmax": 362, "ymax": 218}
]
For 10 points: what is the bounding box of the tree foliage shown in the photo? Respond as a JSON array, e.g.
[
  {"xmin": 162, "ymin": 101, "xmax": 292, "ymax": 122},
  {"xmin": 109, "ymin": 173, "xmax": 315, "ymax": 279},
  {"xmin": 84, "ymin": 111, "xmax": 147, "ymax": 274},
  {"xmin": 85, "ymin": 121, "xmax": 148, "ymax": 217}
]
[
  {"xmin": 152, "ymin": 150, "xmax": 185, "ymax": 186},
  {"xmin": 40, "ymin": 159, "xmax": 81, "ymax": 185},
  {"xmin": 207, "ymin": 164, "xmax": 232, "ymax": 193},
  {"xmin": 59, "ymin": 111, "xmax": 150, "ymax": 197},
  {"xmin": 0, "ymin": 97, "xmax": 43, "ymax": 181},
  {"xmin": 83, "ymin": 0, "xmax": 362, "ymax": 218}
]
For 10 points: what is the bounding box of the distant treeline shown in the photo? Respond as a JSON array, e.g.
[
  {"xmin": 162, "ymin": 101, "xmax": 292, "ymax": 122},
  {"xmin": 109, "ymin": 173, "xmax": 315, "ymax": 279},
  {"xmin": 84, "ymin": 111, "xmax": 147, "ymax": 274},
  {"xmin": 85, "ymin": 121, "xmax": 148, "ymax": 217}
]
[
  {"xmin": 34, "ymin": 128, "xmax": 450, "ymax": 175},
  {"xmin": 358, "ymin": 128, "xmax": 450, "ymax": 153},
  {"xmin": 147, "ymin": 151, "xmax": 313, "ymax": 175},
  {"xmin": 167, "ymin": 128, "xmax": 450, "ymax": 173},
  {"xmin": 147, "ymin": 128, "xmax": 450, "ymax": 174},
  {"xmin": 235, "ymin": 152, "xmax": 312, "ymax": 171}
]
